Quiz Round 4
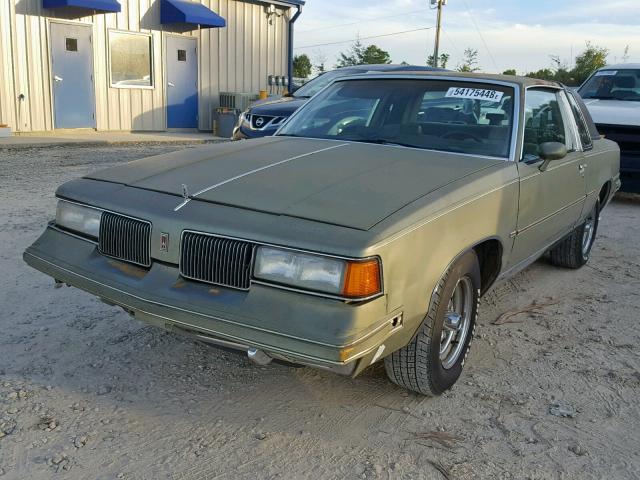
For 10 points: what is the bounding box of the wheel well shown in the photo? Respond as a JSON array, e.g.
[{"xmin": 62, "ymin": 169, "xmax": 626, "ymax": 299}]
[
  {"xmin": 599, "ymin": 181, "xmax": 611, "ymax": 206},
  {"xmin": 473, "ymin": 239, "xmax": 503, "ymax": 296}
]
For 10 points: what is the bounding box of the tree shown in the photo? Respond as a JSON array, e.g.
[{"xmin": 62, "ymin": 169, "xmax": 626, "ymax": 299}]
[
  {"xmin": 572, "ymin": 42, "xmax": 608, "ymax": 85},
  {"xmin": 293, "ymin": 54, "xmax": 312, "ymax": 79},
  {"xmin": 502, "ymin": 69, "xmax": 517, "ymax": 76},
  {"xmin": 457, "ymin": 48, "xmax": 480, "ymax": 72},
  {"xmin": 427, "ymin": 52, "xmax": 450, "ymax": 69},
  {"xmin": 525, "ymin": 68, "xmax": 555, "ymax": 81},
  {"xmin": 549, "ymin": 55, "xmax": 574, "ymax": 85},
  {"xmin": 337, "ymin": 39, "xmax": 392, "ymax": 67},
  {"xmin": 312, "ymin": 51, "xmax": 327, "ymax": 74},
  {"xmin": 337, "ymin": 39, "xmax": 366, "ymax": 67},
  {"xmin": 361, "ymin": 45, "xmax": 392, "ymax": 65}
]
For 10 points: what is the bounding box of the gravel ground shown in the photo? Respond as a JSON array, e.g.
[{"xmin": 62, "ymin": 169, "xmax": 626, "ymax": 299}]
[{"xmin": 0, "ymin": 144, "xmax": 639, "ymax": 480}]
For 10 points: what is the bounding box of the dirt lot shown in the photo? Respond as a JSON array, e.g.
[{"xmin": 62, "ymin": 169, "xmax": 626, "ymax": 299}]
[{"xmin": 0, "ymin": 144, "xmax": 639, "ymax": 480}]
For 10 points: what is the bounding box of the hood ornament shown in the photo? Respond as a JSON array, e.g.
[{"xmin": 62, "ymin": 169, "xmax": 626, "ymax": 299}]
[{"xmin": 182, "ymin": 184, "xmax": 189, "ymax": 199}]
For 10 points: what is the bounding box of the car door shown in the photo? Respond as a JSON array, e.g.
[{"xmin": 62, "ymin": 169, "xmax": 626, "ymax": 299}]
[{"xmin": 509, "ymin": 87, "xmax": 586, "ymax": 268}]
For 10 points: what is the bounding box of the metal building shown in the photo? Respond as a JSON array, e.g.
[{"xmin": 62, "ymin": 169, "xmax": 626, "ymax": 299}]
[{"xmin": 0, "ymin": 0, "xmax": 303, "ymax": 133}]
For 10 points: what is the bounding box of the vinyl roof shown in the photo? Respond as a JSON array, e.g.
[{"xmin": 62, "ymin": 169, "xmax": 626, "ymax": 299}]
[{"xmin": 373, "ymin": 70, "xmax": 564, "ymax": 88}]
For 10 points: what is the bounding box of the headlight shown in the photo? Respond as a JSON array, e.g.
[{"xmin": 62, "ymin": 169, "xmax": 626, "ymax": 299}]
[
  {"xmin": 254, "ymin": 246, "xmax": 381, "ymax": 299},
  {"xmin": 55, "ymin": 200, "xmax": 102, "ymax": 238}
]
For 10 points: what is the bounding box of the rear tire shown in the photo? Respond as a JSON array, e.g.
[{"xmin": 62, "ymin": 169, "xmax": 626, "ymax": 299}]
[
  {"xmin": 549, "ymin": 201, "xmax": 599, "ymax": 269},
  {"xmin": 384, "ymin": 251, "xmax": 480, "ymax": 396}
]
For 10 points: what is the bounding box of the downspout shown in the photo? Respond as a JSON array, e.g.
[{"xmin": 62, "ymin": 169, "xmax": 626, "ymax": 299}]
[{"xmin": 287, "ymin": 5, "xmax": 302, "ymax": 91}]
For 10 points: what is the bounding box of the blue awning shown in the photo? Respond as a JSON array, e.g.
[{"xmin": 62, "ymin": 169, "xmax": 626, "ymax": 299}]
[
  {"xmin": 161, "ymin": 0, "xmax": 226, "ymax": 28},
  {"xmin": 43, "ymin": 0, "xmax": 120, "ymax": 12}
]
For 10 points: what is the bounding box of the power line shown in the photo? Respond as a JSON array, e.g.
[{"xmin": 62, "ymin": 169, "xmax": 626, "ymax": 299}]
[
  {"xmin": 461, "ymin": 0, "xmax": 499, "ymax": 71},
  {"xmin": 441, "ymin": 27, "xmax": 463, "ymax": 57},
  {"xmin": 295, "ymin": 27, "xmax": 434, "ymax": 50},
  {"xmin": 298, "ymin": 9, "xmax": 431, "ymax": 34}
]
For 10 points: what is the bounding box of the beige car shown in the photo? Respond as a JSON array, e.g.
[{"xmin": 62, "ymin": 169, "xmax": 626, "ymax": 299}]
[{"xmin": 24, "ymin": 72, "xmax": 620, "ymax": 395}]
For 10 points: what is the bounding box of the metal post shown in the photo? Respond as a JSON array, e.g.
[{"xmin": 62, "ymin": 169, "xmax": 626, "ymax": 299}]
[
  {"xmin": 287, "ymin": 5, "xmax": 302, "ymax": 92},
  {"xmin": 432, "ymin": 0, "xmax": 444, "ymax": 68}
]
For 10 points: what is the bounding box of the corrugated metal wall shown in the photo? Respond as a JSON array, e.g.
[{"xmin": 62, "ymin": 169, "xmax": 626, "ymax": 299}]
[{"xmin": 0, "ymin": 0, "xmax": 290, "ymax": 132}]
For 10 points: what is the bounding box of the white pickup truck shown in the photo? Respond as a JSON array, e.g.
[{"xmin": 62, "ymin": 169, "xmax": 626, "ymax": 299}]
[{"xmin": 578, "ymin": 64, "xmax": 640, "ymax": 192}]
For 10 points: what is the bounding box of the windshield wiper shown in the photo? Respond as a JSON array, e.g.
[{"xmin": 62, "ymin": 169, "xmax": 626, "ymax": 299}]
[
  {"xmin": 584, "ymin": 95, "xmax": 616, "ymax": 100},
  {"xmin": 349, "ymin": 138, "xmax": 417, "ymax": 148}
]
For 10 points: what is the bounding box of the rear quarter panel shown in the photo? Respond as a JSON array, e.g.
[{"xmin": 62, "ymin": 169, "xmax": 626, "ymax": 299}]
[{"xmin": 583, "ymin": 138, "xmax": 620, "ymax": 215}]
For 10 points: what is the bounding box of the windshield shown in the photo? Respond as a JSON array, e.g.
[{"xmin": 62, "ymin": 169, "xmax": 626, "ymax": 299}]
[
  {"xmin": 579, "ymin": 69, "xmax": 640, "ymax": 101},
  {"xmin": 294, "ymin": 69, "xmax": 355, "ymax": 98},
  {"xmin": 279, "ymin": 79, "xmax": 515, "ymax": 158}
]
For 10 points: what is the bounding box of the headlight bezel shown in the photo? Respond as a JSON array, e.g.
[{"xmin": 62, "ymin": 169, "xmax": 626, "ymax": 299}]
[
  {"xmin": 252, "ymin": 244, "xmax": 383, "ymax": 301},
  {"xmin": 55, "ymin": 199, "xmax": 103, "ymax": 240}
]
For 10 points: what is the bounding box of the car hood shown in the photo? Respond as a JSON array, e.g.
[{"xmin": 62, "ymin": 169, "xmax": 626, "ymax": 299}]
[
  {"xmin": 248, "ymin": 96, "xmax": 307, "ymax": 117},
  {"xmin": 582, "ymin": 98, "xmax": 640, "ymax": 127},
  {"xmin": 86, "ymin": 137, "xmax": 503, "ymax": 231}
]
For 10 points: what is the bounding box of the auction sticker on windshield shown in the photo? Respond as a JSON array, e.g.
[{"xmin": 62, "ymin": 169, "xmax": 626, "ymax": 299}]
[{"xmin": 446, "ymin": 87, "xmax": 504, "ymax": 102}]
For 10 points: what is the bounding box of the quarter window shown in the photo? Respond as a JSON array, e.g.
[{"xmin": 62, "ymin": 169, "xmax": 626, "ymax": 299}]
[
  {"xmin": 523, "ymin": 89, "xmax": 574, "ymax": 160},
  {"xmin": 109, "ymin": 31, "xmax": 153, "ymax": 88},
  {"xmin": 566, "ymin": 92, "xmax": 593, "ymax": 150}
]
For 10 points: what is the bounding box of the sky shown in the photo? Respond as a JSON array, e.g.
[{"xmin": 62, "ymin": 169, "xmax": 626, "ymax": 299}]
[{"xmin": 293, "ymin": 0, "xmax": 640, "ymax": 74}]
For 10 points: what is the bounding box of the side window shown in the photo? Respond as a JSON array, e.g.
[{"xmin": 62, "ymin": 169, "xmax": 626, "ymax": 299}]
[
  {"xmin": 566, "ymin": 92, "xmax": 593, "ymax": 150},
  {"xmin": 522, "ymin": 89, "xmax": 573, "ymax": 160}
]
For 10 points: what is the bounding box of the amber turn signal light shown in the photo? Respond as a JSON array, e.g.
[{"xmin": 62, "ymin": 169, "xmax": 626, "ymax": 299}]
[{"xmin": 342, "ymin": 259, "xmax": 382, "ymax": 298}]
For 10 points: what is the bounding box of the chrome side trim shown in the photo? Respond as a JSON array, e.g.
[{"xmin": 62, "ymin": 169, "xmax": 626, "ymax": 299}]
[
  {"xmin": 25, "ymin": 249, "xmax": 387, "ymax": 350},
  {"xmin": 516, "ymin": 196, "xmax": 585, "ymax": 235},
  {"xmin": 497, "ymin": 227, "xmax": 572, "ymax": 281},
  {"xmin": 174, "ymin": 143, "xmax": 349, "ymax": 212}
]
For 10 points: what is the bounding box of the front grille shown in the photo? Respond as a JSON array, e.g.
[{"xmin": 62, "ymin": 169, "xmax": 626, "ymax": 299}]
[
  {"xmin": 597, "ymin": 124, "xmax": 640, "ymax": 150},
  {"xmin": 98, "ymin": 212, "xmax": 151, "ymax": 267},
  {"xmin": 250, "ymin": 114, "xmax": 283, "ymax": 130},
  {"xmin": 180, "ymin": 232, "xmax": 254, "ymax": 290},
  {"xmin": 597, "ymin": 124, "xmax": 640, "ymax": 170}
]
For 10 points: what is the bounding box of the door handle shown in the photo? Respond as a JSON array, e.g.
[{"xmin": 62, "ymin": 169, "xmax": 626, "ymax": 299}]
[
  {"xmin": 578, "ymin": 164, "xmax": 587, "ymax": 176},
  {"xmin": 54, "ymin": 75, "xmax": 63, "ymax": 82},
  {"xmin": 168, "ymin": 82, "xmax": 175, "ymax": 87}
]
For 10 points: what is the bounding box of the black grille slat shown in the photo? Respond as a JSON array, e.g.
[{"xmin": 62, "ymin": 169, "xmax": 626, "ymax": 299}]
[
  {"xmin": 180, "ymin": 232, "xmax": 253, "ymax": 290},
  {"xmin": 98, "ymin": 212, "xmax": 151, "ymax": 267}
]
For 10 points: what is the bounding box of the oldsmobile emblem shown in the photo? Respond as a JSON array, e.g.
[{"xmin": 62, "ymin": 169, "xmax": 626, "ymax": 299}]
[{"xmin": 160, "ymin": 233, "xmax": 170, "ymax": 252}]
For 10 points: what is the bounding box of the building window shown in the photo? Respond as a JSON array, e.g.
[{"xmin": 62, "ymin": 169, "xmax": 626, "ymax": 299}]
[
  {"xmin": 65, "ymin": 38, "xmax": 78, "ymax": 52},
  {"xmin": 177, "ymin": 49, "xmax": 187, "ymax": 62},
  {"xmin": 109, "ymin": 30, "xmax": 153, "ymax": 88}
]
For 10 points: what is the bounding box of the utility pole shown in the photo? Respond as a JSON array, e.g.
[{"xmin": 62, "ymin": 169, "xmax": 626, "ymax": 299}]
[{"xmin": 431, "ymin": 0, "xmax": 446, "ymax": 67}]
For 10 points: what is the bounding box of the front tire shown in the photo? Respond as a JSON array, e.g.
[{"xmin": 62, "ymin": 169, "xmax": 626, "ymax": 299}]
[
  {"xmin": 384, "ymin": 251, "xmax": 481, "ymax": 396},
  {"xmin": 549, "ymin": 201, "xmax": 599, "ymax": 269}
]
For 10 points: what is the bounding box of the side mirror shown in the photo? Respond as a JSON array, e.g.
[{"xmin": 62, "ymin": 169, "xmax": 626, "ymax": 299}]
[{"xmin": 538, "ymin": 142, "xmax": 567, "ymax": 171}]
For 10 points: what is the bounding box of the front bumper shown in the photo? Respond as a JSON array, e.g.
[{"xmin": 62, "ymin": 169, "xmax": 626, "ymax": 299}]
[
  {"xmin": 232, "ymin": 124, "xmax": 278, "ymax": 141},
  {"xmin": 24, "ymin": 227, "xmax": 400, "ymax": 376}
]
